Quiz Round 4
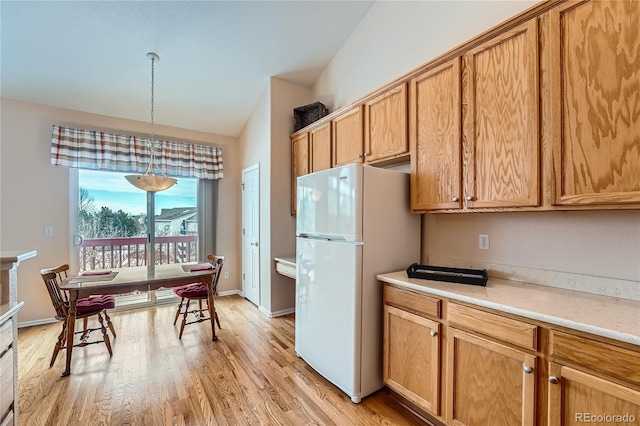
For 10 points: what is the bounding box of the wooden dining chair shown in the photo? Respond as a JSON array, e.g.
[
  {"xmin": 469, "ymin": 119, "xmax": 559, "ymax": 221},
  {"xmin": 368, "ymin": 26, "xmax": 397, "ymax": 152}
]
[
  {"xmin": 40, "ymin": 265, "xmax": 117, "ymax": 367},
  {"xmin": 172, "ymin": 255, "xmax": 225, "ymax": 340}
]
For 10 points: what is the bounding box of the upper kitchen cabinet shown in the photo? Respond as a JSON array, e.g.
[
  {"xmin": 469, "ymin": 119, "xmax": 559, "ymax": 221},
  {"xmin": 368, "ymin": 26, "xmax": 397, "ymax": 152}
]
[
  {"xmin": 309, "ymin": 122, "xmax": 332, "ymax": 173},
  {"xmin": 364, "ymin": 83, "xmax": 409, "ymax": 164},
  {"xmin": 291, "ymin": 132, "xmax": 309, "ymax": 215},
  {"xmin": 463, "ymin": 19, "xmax": 540, "ymax": 209},
  {"xmin": 410, "ymin": 58, "xmax": 462, "ymax": 211},
  {"xmin": 332, "ymin": 106, "xmax": 364, "ymax": 167},
  {"xmin": 549, "ymin": 0, "xmax": 640, "ymax": 207}
]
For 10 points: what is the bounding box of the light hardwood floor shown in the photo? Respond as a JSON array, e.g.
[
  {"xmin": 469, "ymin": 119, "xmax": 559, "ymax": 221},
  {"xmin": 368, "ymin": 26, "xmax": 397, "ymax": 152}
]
[{"xmin": 18, "ymin": 295, "xmax": 425, "ymax": 425}]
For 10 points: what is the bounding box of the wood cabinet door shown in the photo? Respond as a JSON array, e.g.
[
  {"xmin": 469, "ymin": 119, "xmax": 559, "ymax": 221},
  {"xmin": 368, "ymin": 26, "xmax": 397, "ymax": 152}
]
[
  {"xmin": 549, "ymin": 0, "xmax": 640, "ymax": 206},
  {"xmin": 548, "ymin": 363, "xmax": 640, "ymax": 426},
  {"xmin": 410, "ymin": 58, "xmax": 462, "ymax": 211},
  {"xmin": 447, "ymin": 329, "xmax": 536, "ymax": 426},
  {"xmin": 464, "ymin": 19, "xmax": 540, "ymax": 208},
  {"xmin": 291, "ymin": 132, "xmax": 309, "ymax": 215},
  {"xmin": 383, "ymin": 305, "xmax": 441, "ymax": 416},
  {"xmin": 309, "ymin": 122, "xmax": 332, "ymax": 173},
  {"xmin": 364, "ymin": 83, "xmax": 408, "ymax": 163},
  {"xmin": 332, "ymin": 106, "xmax": 364, "ymax": 167}
]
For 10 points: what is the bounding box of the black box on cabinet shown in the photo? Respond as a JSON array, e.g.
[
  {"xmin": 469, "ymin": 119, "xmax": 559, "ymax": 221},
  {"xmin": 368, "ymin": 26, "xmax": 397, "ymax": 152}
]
[{"xmin": 293, "ymin": 102, "xmax": 329, "ymax": 131}]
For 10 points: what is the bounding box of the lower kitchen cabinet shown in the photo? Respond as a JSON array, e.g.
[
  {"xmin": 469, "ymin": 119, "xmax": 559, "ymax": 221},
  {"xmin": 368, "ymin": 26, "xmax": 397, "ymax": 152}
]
[
  {"xmin": 547, "ymin": 329, "xmax": 640, "ymax": 426},
  {"xmin": 382, "ymin": 282, "xmax": 640, "ymax": 426},
  {"xmin": 446, "ymin": 328, "xmax": 536, "ymax": 426},
  {"xmin": 547, "ymin": 363, "xmax": 640, "ymax": 426},
  {"xmin": 383, "ymin": 305, "xmax": 441, "ymax": 416}
]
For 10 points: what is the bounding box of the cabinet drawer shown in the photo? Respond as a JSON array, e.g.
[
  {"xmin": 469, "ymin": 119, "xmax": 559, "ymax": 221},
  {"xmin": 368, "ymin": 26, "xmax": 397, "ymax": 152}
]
[
  {"xmin": 0, "ymin": 350, "xmax": 13, "ymax": 421},
  {"xmin": 383, "ymin": 284, "xmax": 441, "ymax": 319},
  {"xmin": 0, "ymin": 320, "xmax": 11, "ymax": 358},
  {"xmin": 448, "ymin": 303, "xmax": 537, "ymax": 351},
  {"xmin": 550, "ymin": 330, "xmax": 640, "ymax": 385}
]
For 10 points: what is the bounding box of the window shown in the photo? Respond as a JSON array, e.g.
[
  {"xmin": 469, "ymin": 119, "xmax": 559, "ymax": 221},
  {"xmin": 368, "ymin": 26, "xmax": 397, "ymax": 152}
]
[{"xmin": 75, "ymin": 169, "xmax": 198, "ymax": 308}]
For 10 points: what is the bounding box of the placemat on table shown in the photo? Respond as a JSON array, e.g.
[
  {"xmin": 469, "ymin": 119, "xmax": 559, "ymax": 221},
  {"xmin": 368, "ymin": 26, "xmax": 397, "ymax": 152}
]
[
  {"xmin": 182, "ymin": 263, "xmax": 214, "ymax": 272},
  {"xmin": 71, "ymin": 271, "xmax": 119, "ymax": 283}
]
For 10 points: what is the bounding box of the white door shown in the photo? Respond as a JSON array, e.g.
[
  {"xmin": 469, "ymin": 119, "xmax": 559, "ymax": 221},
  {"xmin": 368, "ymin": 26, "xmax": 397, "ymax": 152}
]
[{"xmin": 242, "ymin": 164, "xmax": 260, "ymax": 306}]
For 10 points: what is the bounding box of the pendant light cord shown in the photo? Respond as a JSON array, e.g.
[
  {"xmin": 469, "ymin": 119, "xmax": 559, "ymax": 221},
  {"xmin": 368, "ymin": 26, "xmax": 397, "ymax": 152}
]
[{"xmin": 147, "ymin": 54, "xmax": 170, "ymax": 178}]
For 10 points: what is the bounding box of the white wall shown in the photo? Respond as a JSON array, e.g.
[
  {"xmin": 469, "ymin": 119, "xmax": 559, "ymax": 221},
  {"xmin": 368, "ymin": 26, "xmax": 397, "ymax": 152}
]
[
  {"xmin": 314, "ymin": 0, "xmax": 538, "ymax": 111},
  {"xmin": 311, "ymin": 1, "xmax": 640, "ymax": 290},
  {"xmin": 238, "ymin": 86, "xmax": 272, "ymax": 311},
  {"xmin": 269, "ymin": 77, "xmax": 312, "ymax": 313},
  {"xmin": 0, "ymin": 98, "xmax": 241, "ymax": 323},
  {"xmin": 238, "ymin": 78, "xmax": 312, "ymax": 315}
]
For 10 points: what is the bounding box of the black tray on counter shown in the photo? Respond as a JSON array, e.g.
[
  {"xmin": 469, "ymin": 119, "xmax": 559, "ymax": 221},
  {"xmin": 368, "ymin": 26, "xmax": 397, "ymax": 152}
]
[{"xmin": 406, "ymin": 263, "xmax": 488, "ymax": 287}]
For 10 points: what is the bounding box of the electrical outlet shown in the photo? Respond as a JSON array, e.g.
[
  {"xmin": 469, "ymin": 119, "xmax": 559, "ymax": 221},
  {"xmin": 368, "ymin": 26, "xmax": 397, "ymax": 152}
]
[
  {"xmin": 224, "ymin": 272, "xmax": 229, "ymax": 279},
  {"xmin": 479, "ymin": 234, "xmax": 489, "ymax": 250},
  {"xmin": 44, "ymin": 226, "xmax": 54, "ymax": 237}
]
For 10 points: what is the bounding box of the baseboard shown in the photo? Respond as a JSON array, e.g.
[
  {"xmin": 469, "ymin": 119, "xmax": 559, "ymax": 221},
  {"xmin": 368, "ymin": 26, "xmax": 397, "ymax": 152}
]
[
  {"xmin": 258, "ymin": 306, "xmax": 295, "ymax": 318},
  {"xmin": 218, "ymin": 289, "xmax": 243, "ymax": 297},
  {"xmin": 18, "ymin": 318, "xmax": 58, "ymax": 328}
]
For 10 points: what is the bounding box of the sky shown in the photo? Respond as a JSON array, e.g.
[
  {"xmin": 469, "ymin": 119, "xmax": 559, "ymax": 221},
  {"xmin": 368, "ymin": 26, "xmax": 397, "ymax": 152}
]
[{"xmin": 79, "ymin": 169, "xmax": 197, "ymax": 216}]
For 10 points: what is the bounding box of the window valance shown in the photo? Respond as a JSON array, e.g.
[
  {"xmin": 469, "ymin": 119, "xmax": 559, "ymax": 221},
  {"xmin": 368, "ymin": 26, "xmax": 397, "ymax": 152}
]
[{"xmin": 50, "ymin": 125, "xmax": 223, "ymax": 180}]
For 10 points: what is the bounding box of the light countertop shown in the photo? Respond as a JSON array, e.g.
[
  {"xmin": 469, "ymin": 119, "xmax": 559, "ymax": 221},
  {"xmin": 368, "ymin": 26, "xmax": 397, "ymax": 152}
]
[
  {"xmin": 274, "ymin": 257, "xmax": 296, "ymax": 280},
  {"xmin": 378, "ymin": 271, "xmax": 640, "ymax": 347},
  {"xmin": 274, "ymin": 257, "xmax": 296, "ymax": 268},
  {"xmin": 0, "ymin": 250, "xmax": 37, "ymax": 264}
]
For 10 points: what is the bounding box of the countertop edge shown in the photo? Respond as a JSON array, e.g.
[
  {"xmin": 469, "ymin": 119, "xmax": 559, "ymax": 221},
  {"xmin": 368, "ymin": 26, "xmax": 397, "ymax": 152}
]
[
  {"xmin": 0, "ymin": 250, "xmax": 38, "ymax": 264},
  {"xmin": 378, "ymin": 272, "xmax": 640, "ymax": 347},
  {"xmin": 0, "ymin": 301, "xmax": 25, "ymax": 324},
  {"xmin": 274, "ymin": 257, "xmax": 296, "ymax": 268}
]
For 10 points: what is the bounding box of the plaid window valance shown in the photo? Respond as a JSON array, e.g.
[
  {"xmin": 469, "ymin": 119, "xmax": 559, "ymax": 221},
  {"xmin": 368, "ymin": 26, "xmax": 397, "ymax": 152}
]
[{"xmin": 50, "ymin": 125, "xmax": 223, "ymax": 180}]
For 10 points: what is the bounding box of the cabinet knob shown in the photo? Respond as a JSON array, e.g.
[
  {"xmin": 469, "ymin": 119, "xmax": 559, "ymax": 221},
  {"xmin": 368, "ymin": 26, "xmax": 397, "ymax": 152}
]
[
  {"xmin": 452, "ymin": 196, "xmax": 459, "ymax": 202},
  {"xmin": 465, "ymin": 195, "xmax": 473, "ymax": 201},
  {"xmin": 430, "ymin": 330, "xmax": 437, "ymax": 337},
  {"xmin": 523, "ymin": 366, "xmax": 533, "ymax": 374},
  {"xmin": 364, "ymin": 152, "xmax": 370, "ymax": 157},
  {"xmin": 357, "ymin": 154, "xmax": 363, "ymax": 159},
  {"xmin": 548, "ymin": 376, "xmax": 559, "ymax": 384}
]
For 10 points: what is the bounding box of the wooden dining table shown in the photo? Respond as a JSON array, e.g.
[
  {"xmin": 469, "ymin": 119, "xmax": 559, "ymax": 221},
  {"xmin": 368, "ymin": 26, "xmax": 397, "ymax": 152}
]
[{"xmin": 59, "ymin": 263, "xmax": 218, "ymax": 377}]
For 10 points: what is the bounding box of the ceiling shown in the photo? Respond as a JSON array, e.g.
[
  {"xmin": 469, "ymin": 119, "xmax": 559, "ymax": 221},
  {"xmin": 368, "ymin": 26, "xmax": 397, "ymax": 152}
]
[{"xmin": 1, "ymin": 1, "xmax": 374, "ymax": 137}]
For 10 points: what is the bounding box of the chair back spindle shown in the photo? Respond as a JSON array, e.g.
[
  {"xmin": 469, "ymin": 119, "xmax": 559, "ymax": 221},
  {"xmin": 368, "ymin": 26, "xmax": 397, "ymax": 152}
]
[{"xmin": 40, "ymin": 271, "xmax": 69, "ymax": 321}]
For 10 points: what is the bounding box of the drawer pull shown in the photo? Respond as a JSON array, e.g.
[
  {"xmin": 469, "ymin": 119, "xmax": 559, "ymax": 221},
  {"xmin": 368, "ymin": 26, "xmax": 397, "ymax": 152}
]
[
  {"xmin": 523, "ymin": 365, "xmax": 533, "ymax": 374},
  {"xmin": 548, "ymin": 376, "xmax": 559, "ymax": 384}
]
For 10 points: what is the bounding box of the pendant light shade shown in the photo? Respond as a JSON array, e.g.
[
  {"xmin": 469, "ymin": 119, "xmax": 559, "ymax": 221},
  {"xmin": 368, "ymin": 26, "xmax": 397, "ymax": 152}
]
[
  {"xmin": 125, "ymin": 174, "xmax": 177, "ymax": 192},
  {"xmin": 125, "ymin": 52, "xmax": 177, "ymax": 192}
]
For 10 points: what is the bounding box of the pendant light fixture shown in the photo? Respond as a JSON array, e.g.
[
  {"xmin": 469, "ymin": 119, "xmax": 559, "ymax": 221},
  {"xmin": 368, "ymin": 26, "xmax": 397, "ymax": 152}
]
[{"xmin": 125, "ymin": 52, "xmax": 177, "ymax": 192}]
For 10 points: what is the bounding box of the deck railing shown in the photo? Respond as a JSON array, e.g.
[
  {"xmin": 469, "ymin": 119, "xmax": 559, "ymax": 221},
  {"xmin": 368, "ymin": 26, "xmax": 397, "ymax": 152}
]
[{"xmin": 79, "ymin": 235, "xmax": 198, "ymax": 271}]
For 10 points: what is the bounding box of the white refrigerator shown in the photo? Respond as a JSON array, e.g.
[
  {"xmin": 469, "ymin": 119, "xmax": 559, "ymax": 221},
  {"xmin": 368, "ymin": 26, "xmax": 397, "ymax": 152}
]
[{"xmin": 295, "ymin": 164, "xmax": 420, "ymax": 403}]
